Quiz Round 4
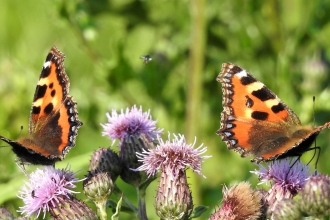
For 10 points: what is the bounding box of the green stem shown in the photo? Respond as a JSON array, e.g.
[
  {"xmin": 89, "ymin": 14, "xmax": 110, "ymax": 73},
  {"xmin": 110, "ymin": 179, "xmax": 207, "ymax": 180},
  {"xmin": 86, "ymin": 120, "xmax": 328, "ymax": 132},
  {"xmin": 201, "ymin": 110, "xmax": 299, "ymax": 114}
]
[
  {"xmin": 95, "ymin": 200, "xmax": 108, "ymax": 220},
  {"xmin": 186, "ymin": 0, "xmax": 206, "ymax": 213},
  {"xmin": 137, "ymin": 186, "xmax": 148, "ymax": 220}
]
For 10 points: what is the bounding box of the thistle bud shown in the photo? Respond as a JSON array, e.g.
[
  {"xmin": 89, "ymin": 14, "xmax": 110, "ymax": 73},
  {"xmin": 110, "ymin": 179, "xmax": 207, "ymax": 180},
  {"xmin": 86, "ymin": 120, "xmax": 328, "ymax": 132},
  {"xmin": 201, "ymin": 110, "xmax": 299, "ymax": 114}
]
[
  {"xmin": 155, "ymin": 168, "xmax": 193, "ymax": 219},
  {"xmin": 0, "ymin": 207, "xmax": 14, "ymax": 220},
  {"xmin": 120, "ymin": 134, "xmax": 155, "ymax": 187},
  {"xmin": 272, "ymin": 198, "xmax": 301, "ymax": 219},
  {"xmin": 89, "ymin": 148, "xmax": 122, "ymax": 181},
  {"xmin": 300, "ymin": 174, "xmax": 330, "ymax": 217},
  {"xmin": 50, "ymin": 196, "xmax": 98, "ymax": 220},
  {"xmin": 83, "ymin": 171, "xmax": 113, "ymax": 203}
]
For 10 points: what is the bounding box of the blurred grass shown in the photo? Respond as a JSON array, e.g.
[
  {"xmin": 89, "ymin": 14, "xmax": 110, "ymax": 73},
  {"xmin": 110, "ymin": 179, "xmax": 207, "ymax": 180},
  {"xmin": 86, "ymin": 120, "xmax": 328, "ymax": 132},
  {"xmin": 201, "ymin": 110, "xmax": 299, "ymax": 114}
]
[{"xmin": 1, "ymin": 0, "xmax": 330, "ymax": 219}]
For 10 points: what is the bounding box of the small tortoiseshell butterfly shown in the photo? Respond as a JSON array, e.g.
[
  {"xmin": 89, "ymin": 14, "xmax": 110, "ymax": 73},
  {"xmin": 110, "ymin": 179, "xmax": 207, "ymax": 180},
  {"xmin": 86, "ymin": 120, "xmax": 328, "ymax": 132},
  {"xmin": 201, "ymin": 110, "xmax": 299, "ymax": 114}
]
[
  {"xmin": 217, "ymin": 63, "xmax": 330, "ymax": 163},
  {"xmin": 0, "ymin": 46, "xmax": 82, "ymax": 165}
]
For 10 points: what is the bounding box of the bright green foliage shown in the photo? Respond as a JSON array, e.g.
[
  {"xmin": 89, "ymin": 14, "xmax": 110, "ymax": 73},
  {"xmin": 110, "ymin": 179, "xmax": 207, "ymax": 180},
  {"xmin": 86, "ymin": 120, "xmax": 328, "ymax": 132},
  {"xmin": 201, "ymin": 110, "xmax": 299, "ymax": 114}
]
[{"xmin": 1, "ymin": 0, "xmax": 330, "ymax": 219}]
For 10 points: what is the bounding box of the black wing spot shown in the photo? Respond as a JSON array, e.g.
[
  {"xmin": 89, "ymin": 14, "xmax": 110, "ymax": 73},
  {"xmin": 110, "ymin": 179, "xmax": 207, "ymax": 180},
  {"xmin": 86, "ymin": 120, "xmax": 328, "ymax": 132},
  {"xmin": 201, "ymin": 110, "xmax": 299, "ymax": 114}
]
[
  {"xmin": 252, "ymin": 87, "xmax": 275, "ymax": 101},
  {"xmin": 231, "ymin": 66, "xmax": 243, "ymax": 73},
  {"xmin": 51, "ymin": 90, "xmax": 56, "ymax": 97},
  {"xmin": 251, "ymin": 111, "xmax": 269, "ymax": 121},
  {"xmin": 44, "ymin": 103, "xmax": 54, "ymax": 115},
  {"xmin": 241, "ymin": 76, "xmax": 257, "ymax": 85},
  {"xmin": 46, "ymin": 53, "xmax": 53, "ymax": 61},
  {"xmin": 34, "ymin": 85, "xmax": 47, "ymax": 101},
  {"xmin": 271, "ymin": 103, "xmax": 285, "ymax": 113},
  {"xmin": 245, "ymin": 96, "xmax": 254, "ymax": 108},
  {"xmin": 32, "ymin": 106, "xmax": 41, "ymax": 114},
  {"xmin": 41, "ymin": 65, "xmax": 52, "ymax": 78}
]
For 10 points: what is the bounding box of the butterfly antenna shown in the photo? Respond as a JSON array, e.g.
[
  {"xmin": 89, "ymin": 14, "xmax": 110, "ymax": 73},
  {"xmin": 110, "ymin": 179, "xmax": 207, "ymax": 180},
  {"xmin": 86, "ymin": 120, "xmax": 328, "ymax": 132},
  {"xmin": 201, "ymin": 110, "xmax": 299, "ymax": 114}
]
[
  {"xmin": 313, "ymin": 96, "xmax": 316, "ymax": 127},
  {"xmin": 311, "ymin": 96, "xmax": 320, "ymax": 169},
  {"xmin": 18, "ymin": 126, "xmax": 24, "ymax": 138}
]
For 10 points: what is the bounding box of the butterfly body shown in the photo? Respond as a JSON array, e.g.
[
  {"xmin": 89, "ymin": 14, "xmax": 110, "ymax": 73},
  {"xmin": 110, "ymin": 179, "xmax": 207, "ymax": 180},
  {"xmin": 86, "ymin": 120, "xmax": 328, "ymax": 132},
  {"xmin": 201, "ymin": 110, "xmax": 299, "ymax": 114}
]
[
  {"xmin": 0, "ymin": 46, "xmax": 82, "ymax": 165},
  {"xmin": 217, "ymin": 63, "xmax": 330, "ymax": 163}
]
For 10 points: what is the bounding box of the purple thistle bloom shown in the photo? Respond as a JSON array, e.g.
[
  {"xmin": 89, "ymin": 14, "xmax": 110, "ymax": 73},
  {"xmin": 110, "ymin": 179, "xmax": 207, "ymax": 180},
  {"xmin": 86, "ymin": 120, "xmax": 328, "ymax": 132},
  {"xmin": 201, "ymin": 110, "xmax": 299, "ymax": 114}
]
[
  {"xmin": 17, "ymin": 166, "xmax": 82, "ymax": 219},
  {"xmin": 251, "ymin": 158, "xmax": 311, "ymax": 191},
  {"xmin": 134, "ymin": 133, "xmax": 210, "ymax": 178},
  {"xmin": 135, "ymin": 133, "xmax": 209, "ymax": 219},
  {"xmin": 101, "ymin": 105, "xmax": 163, "ymax": 146},
  {"xmin": 251, "ymin": 159, "xmax": 312, "ymax": 217}
]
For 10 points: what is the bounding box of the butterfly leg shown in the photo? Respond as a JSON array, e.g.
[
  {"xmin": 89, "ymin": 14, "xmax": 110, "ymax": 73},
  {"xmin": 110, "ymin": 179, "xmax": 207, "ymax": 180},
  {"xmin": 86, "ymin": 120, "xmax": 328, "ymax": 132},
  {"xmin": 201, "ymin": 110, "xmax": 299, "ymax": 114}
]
[
  {"xmin": 15, "ymin": 158, "xmax": 28, "ymax": 176},
  {"xmin": 306, "ymin": 146, "xmax": 321, "ymax": 170}
]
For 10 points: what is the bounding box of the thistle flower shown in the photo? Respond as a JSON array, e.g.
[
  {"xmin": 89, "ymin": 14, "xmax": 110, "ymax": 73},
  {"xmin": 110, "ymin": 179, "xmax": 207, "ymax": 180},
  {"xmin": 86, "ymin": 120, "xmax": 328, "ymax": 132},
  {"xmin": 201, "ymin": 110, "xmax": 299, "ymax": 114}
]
[
  {"xmin": 135, "ymin": 133, "xmax": 210, "ymax": 219},
  {"xmin": 17, "ymin": 166, "xmax": 96, "ymax": 219},
  {"xmin": 300, "ymin": 174, "xmax": 330, "ymax": 218},
  {"xmin": 209, "ymin": 182, "xmax": 263, "ymax": 220},
  {"xmin": 101, "ymin": 105, "xmax": 163, "ymax": 146},
  {"xmin": 252, "ymin": 159, "xmax": 311, "ymax": 194},
  {"xmin": 101, "ymin": 105, "xmax": 163, "ymax": 187},
  {"xmin": 251, "ymin": 159, "xmax": 311, "ymax": 217},
  {"xmin": 135, "ymin": 133, "xmax": 210, "ymax": 178}
]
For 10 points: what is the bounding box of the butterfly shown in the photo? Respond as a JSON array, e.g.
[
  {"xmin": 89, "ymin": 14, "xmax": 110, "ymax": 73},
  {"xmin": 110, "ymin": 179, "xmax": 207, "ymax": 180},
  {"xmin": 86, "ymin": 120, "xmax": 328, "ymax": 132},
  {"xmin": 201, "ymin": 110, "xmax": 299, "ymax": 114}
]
[
  {"xmin": 0, "ymin": 46, "xmax": 83, "ymax": 166},
  {"xmin": 217, "ymin": 63, "xmax": 330, "ymax": 163}
]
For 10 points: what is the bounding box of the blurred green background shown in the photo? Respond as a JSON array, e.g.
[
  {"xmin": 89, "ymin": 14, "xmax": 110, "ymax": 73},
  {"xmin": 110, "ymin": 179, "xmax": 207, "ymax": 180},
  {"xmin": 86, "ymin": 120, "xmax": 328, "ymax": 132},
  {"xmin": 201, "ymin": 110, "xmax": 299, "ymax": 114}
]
[{"xmin": 1, "ymin": 0, "xmax": 330, "ymax": 219}]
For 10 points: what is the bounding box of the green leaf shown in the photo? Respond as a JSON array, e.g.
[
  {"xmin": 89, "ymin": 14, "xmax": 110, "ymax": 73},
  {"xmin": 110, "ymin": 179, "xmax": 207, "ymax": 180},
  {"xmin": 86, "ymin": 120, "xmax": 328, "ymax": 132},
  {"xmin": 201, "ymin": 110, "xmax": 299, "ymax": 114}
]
[
  {"xmin": 111, "ymin": 195, "xmax": 123, "ymax": 220},
  {"xmin": 189, "ymin": 205, "xmax": 209, "ymax": 219}
]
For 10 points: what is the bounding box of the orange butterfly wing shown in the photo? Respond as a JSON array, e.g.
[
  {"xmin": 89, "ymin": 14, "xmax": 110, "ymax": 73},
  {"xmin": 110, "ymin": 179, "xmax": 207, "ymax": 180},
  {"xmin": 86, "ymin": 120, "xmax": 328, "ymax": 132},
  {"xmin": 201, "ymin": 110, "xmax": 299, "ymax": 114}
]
[
  {"xmin": 0, "ymin": 46, "xmax": 82, "ymax": 165},
  {"xmin": 217, "ymin": 63, "xmax": 330, "ymax": 162}
]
